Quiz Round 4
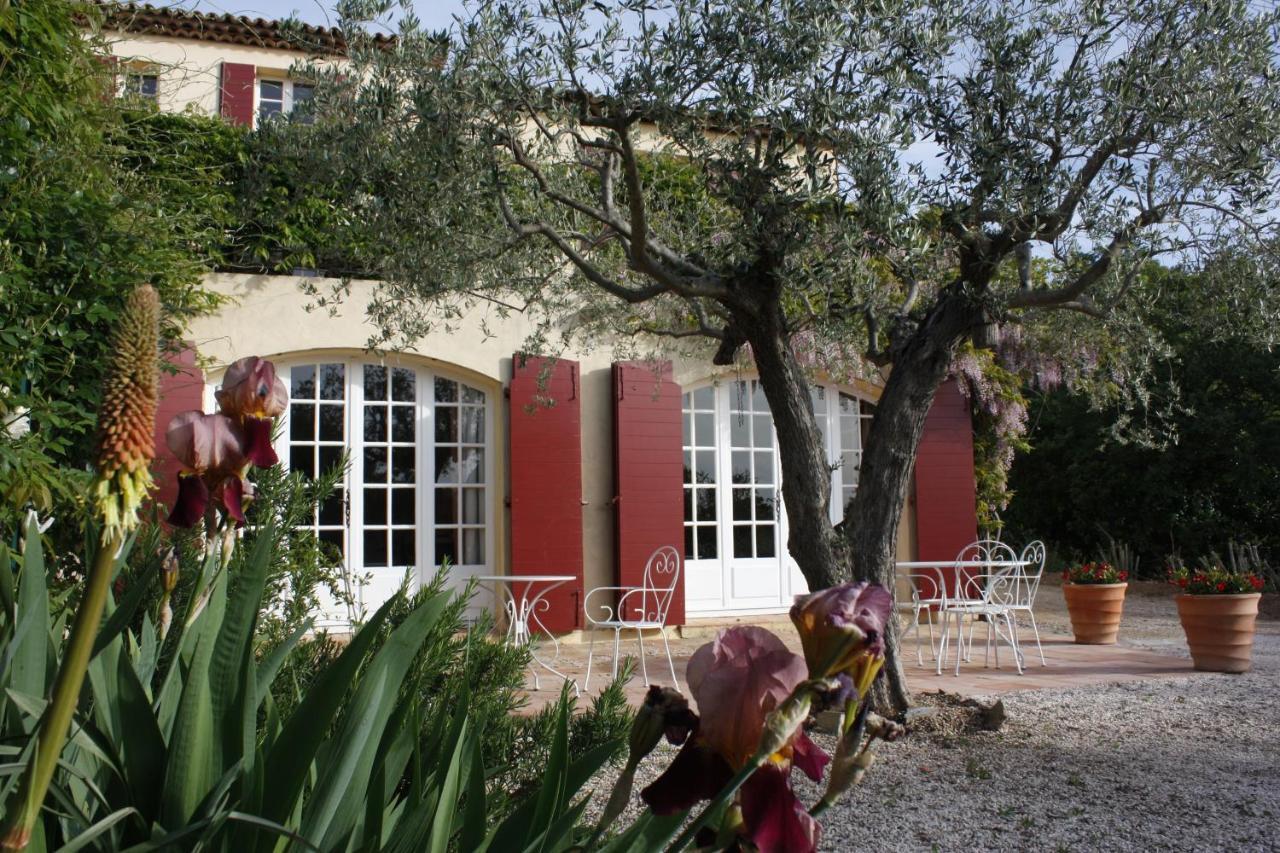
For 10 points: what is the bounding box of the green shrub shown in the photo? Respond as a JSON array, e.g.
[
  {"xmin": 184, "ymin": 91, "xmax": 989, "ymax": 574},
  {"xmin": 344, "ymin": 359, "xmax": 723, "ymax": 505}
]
[{"xmin": 0, "ymin": 512, "xmax": 631, "ymax": 850}]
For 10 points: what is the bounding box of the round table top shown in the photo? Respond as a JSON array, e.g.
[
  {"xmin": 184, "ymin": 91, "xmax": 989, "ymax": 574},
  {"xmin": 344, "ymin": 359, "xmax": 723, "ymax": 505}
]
[
  {"xmin": 474, "ymin": 574, "xmax": 577, "ymax": 583},
  {"xmin": 895, "ymin": 560, "xmax": 1030, "ymax": 569}
]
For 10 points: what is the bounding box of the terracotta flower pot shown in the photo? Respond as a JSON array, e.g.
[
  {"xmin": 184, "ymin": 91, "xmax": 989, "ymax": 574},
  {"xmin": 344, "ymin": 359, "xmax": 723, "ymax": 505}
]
[
  {"xmin": 1062, "ymin": 583, "xmax": 1127, "ymax": 644},
  {"xmin": 1176, "ymin": 593, "xmax": 1261, "ymax": 673}
]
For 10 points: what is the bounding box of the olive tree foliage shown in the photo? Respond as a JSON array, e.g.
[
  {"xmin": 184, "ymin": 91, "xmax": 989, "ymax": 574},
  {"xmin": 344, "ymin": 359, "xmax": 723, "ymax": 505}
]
[{"xmin": 301, "ymin": 0, "xmax": 1280, "ymax": 712}]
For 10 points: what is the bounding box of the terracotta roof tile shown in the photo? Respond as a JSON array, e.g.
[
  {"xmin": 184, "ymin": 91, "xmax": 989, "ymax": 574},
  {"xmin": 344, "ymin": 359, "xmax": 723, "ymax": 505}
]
[{"xmin": 96, "ymin": 2, "xmax": 392, "ymax": 55}]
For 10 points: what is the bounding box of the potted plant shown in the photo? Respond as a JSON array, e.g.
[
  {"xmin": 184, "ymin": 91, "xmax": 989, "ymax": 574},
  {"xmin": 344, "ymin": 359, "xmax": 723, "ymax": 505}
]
[
  {"xmin": 1061, "ymin": 561, "xmax": 1128, "ymax": 644},
  {"xmin": 1168, "ymin": 563, "xmax": 1265, "ymax": 673}
]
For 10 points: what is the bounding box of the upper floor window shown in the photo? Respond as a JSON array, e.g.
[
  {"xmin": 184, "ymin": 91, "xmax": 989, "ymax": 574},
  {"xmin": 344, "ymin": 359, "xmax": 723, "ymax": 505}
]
[
  {"xmin": 123, "ymin": 71, "xmax": 158, "ymax": 101},
  {"xmin": 258, "ymin": 78, "xmax": 315, "ymax": 125}
]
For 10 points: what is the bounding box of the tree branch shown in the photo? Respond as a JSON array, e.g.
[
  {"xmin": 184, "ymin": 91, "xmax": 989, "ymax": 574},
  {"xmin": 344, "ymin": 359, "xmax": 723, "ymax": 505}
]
[{"xmin": 1008, "ymin": 205, "xmax": 1167, "ymax": 310}]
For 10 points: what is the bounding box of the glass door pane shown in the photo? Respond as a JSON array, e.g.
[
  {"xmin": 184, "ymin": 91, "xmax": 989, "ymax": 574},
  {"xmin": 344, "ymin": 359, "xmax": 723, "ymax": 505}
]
[
  {"xmin": 682, "ymin": 386, "xmax": 719, "ymax": 560},
  {"xmin": 433, "ymin": 377, "xmax": 486, "ymax": 567},
  {"xmin": 729, "ymin": 381, "xmax": 777, "ymax": 559},
  {"xmin": 288, "ymin": 363, "xmax": 347, "ymax": 559},
  {"xmin": 362, "ymin": 365, "xmax": 417, "ymax": 570}
]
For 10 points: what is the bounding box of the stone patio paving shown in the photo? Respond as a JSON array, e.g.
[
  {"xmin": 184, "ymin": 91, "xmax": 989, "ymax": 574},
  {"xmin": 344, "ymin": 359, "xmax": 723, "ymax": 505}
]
[{"xmin": 514, "ymin": 579, "xmax": 1239, "ymax": 714}]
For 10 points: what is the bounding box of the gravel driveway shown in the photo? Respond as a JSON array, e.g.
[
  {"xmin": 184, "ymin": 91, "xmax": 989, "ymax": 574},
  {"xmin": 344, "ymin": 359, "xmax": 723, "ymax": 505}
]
[
  {"xmin": 593, "ymin": 584, "xmax": 1280, "ymax": 852},
  {"xmin": 814, "ymin": 584, "xmax": 1280, "ymax": 852}
]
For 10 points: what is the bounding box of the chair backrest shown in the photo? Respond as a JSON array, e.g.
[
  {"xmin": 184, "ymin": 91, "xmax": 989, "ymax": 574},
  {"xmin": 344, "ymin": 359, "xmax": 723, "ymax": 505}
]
[
  {"xmin": 638, "ymin": 545, "xmax": 683, "ymax": 623},
  {"xmin": 953, "ymin": 539, "xmax": 1019, "ymax": 604},
  {"xmin": 1014, "ymin": 540, "xmax": 1047, "ymax": 606}
]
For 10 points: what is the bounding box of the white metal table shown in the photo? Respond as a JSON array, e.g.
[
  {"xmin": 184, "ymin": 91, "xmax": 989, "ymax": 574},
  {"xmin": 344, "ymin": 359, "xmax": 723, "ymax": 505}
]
[
  {"xmin": 895, "ymin": 560, "xmax": 1031, "ymax": 675},
  {"xmin": 475, "ymin": 574, "xmax": 579, "ymax": 694}
]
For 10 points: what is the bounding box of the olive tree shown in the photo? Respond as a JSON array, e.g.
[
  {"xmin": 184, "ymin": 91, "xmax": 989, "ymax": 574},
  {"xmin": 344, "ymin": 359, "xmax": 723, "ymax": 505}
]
[{"xmin": 304, "ymin": 0, "xmax": 1280, "ymax": 712}]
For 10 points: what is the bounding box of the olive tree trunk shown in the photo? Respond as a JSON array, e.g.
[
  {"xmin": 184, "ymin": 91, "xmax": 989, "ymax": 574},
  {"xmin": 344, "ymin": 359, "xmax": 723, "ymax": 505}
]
[
  {"xmin": 846, "ymin": 293, "xmax": 983, "ymax": 715},
  {"xmin": 736, "ymin": 291, "xmax": 979, "ymax": 718},
  {"xmin": 742, "ymin": 301, "xmax": 847, "ymax": 592}
]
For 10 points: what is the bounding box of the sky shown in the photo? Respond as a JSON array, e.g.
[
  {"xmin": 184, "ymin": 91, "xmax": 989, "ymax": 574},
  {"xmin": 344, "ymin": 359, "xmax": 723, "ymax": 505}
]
[{"xmin": 190, "ymin": 0, "xmax": 464, "ymax": 30}]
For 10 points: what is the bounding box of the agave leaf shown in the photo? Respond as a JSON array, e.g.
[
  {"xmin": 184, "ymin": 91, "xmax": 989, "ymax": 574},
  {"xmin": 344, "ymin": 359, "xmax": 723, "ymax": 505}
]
[
  {"xmin": 86, "ymin": 592, "xmax": 125, "ymax": 743},
  {"xmin": 159, "ymin": 563, "xmax": 227, "ymax": 828},
  {"xmin": 458, "ymin": 727, "xmax": 487, "ymax": 853},
  {"xmin": 207, "ymin": 524, "xmax": 274, "ymax": 784},
  {"xmin": 190, "ymin": 758, "xmax": 244, "ymax": 825},
  {"xmin": 300, "ymin": 592, "xmax": 450, "ymax": 850},
  {"xmin": 209, "ymin": 523, "xmax": 274, "ymax": 768},
  {"xmin": 594, "ymin": 811, "xmax": 686, "ymax": 853},
  {"xmin": 0, "ymin": 605, "xmax": 38, "ymax": 716},
  {"xmin": 484, "ymin": 736, "xmax": 624, "ymax": 853},
  {"xmin": 91, "ymin": 568, "xmax": 154, "ymax": 660},
  {"xmin": 2, "ymin": 691, "xmax": 119, "ymax": 776},
  {"xmin": 527, "ymin": 693, "xmax": 571, "ymax": 849},
  {"xmin": 116, "ymin": 816, "xmax": 217, "ymax": 852},
  {"xmin": 224, "ymin": 811, "xmax": 322, "ymax": 851},
  {"xmin": 113, "ymin": 647, "xmax": 165, "ymax": 821},
  {"xmin": 135, "ymin": 613, "xmax": 159, "ymax": 690},
  {"xmin": 255, "ymin": 597, "xmax": 397, "ymax": 838},
  {"xmin": 425, "ymin": 717, "xmax": 471, "ymax": 853},
  {"xmin": 9, "ymin": 518, "xmax": 50, "ymax": 720},
  {"xmin": 153, "ymin": 546, "xmax": 222, "ymax": 737},
  {"xmin": 360, "ymin": 698, "xmax": 417, "ymax": 847},
  {"xmin": 0, "ymin": 542, "xmax": 14, "ymax": 622},
  {"xmin": 52, "ymin": 806, "xmax": 139, "ymax": 853},
  {"xmin": 521, "ymin": 797, "xmax": 590, "ymax": 853},
  {"xmin": 253, "ymin": 618, "xmax": 312, "ymax": 708}
]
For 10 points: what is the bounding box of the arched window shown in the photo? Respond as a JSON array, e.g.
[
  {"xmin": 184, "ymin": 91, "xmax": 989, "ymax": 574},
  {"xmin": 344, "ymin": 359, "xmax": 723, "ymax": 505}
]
[
  {"xmin": 681, "ymin": 379, "xmax": 873, "ymax": 614},
  {"xmin": 278, "ymin": 359, "xmax": 493, "ymax": 620}
]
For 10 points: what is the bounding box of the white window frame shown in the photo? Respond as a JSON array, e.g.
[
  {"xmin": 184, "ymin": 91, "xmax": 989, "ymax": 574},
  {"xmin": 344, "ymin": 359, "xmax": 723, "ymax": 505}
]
[
  {"xmin": 123, "ymin": 70, "xmax": 159, "ymax": 100},
  {"xmin": 273, "ymin": 358, "xmax": 495, "ymax": 620},
  {"xmin": 682, "ymin": 379, "xmax": 874, "ymax": 545},
  {"xmin": 255, "ymin": 78, "xmax": 314, "ymax": 126},
  {"xmin": 681, "ymin": 379, "xmax": 875, "ymax": 614}
]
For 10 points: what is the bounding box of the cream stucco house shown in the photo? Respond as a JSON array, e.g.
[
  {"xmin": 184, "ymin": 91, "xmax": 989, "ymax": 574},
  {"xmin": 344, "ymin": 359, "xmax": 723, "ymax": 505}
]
[{"xmin": 100, "ymin": 3, "xmax": 978, "ymax": 637}]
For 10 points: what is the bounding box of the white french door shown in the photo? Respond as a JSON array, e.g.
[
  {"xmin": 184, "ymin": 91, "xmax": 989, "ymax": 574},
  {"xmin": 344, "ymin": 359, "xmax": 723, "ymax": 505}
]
[
  {"xmin": 278, "ymin": 359, "xmax": 492, "ymax": 626},
  {"xmin": 683, "ymin": 380, "xmax": 874, "ymax": 616},
  {"xmin": 684, "ymin": 381, "xmax": 796, "ymax": 614}
]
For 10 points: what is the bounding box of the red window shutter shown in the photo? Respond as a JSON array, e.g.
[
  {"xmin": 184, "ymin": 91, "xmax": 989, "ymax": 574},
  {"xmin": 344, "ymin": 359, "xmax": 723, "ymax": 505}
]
[
  {"xmin": 152, "ymin": 346, "xmax": 205, "ymax": 515},
  {"xmin": 220, "ymin": 62, "xmax": 255, "ymax": 126},
  {"xmin": 508, "ymin": 355, "xmax": 583, "ymax": 632},
  {"xmin": 912, "ymin": 379, "xmax": 978, "ymax": 563},
  {"xmin": 98, "ymin": 55, "xmax": 119, "ymax": 101},
  {"xmin": 612, "ymin": 361, "xmax": 685, "ymax": 625}
]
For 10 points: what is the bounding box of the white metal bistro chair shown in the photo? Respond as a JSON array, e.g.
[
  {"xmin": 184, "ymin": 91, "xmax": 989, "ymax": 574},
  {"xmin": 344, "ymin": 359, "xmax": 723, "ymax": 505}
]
[
  {"xmin": 897, "ymin": 566, "xmax": 948, "ymax": 666},
  {"xmin": 940, "ymin": 540, "xmax": 1024, "ymax": 676},
  {"xmin": 1007, "ymin": 540, "xmax": 1048, "ymax": 666},
  {"xmin": 583, "ymin": 545, "xmax": 682, "ymax": 691}
]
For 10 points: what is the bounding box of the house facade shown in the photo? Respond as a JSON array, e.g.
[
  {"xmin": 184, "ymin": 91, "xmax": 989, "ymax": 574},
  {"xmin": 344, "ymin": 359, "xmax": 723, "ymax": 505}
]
[{"xmin": 100, "ymin": 3, "xmax": 979, "ymax": 634}]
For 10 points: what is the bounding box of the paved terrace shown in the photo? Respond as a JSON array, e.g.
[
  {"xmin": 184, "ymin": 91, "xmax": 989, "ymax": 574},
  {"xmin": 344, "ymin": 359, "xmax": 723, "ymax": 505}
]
[{"xmin": 515, "ymin": 579, "xmax": 1276, "ymax": 713}]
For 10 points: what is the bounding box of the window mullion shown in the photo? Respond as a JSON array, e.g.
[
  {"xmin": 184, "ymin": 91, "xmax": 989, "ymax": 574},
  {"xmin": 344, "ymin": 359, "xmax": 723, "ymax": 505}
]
[
  {"xmin": 347, "ymin": 359, "xmax": 364, "ymax": 613},
  {"xmin": 715, "ymin": 384, "xmax": 732, "ymax": 582},
  {"xmin": 419, "ymin": 368, "xmax": 432, "ymax": 589}
]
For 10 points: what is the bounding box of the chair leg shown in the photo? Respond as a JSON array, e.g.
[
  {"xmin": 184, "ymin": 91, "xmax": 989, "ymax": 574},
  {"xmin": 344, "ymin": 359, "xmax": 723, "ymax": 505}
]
[
  {"xmin": 954, "ymin": 613, "xmax": 966, "ymax": 678},
  {"xmin": 1027, "ymin": 610, "xmax": 1047, "ymax": 665},
  {"xmin": 986, "ymin": 617, "xmax": 995, "ymax": 669},
  {"xmin": 926, "ymin": 609, "xmax": 937, "ymax": 661},
  {"xmin": 1009, "ymin": 612, "xmax": 1024, "ymax": 669},
  {"xmin": 901, "ymin": 608, "xmax": 922, "ymax": 667},
  {"xmin": 636, "ymin": 628, "xmax": 650, "ymax": 686},
  {"xmin": 1007, "ymin": 613, "xmax": 1024, "ymax": 675},
  {"xmin": 661, "ymin": 628, "xmax": 679, "ymax": 690},
  {"xmin": 585, "ymin": 627, "xmax": 597, "ymax": 692},
  {"xmin": 935, "ymin": 612, "xmax": 948, "ymax": 676},
  {"xmin": 611, "ymin": 629, "xmax": 621, "ymax": 679}
]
